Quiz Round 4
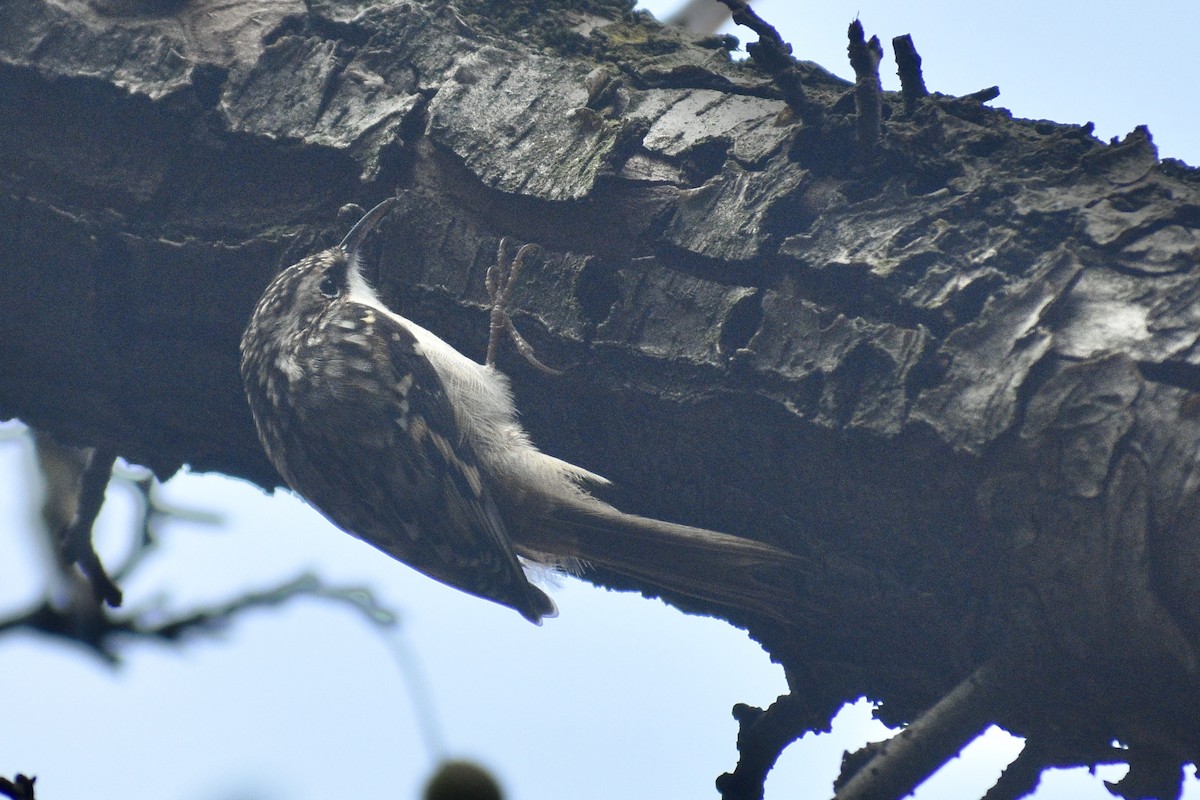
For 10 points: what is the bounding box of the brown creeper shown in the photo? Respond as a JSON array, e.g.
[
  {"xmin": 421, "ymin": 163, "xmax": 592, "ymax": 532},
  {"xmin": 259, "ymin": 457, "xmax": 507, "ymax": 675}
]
[{"xmin": 241, "ymin": 199, "xmax": 798, "ymax": 624}]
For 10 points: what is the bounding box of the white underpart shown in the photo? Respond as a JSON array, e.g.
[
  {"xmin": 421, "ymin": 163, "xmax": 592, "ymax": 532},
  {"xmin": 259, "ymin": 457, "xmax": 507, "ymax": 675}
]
[{"xmin": 345, "ymin": 259, "xmax": 609, "ymax": 504}]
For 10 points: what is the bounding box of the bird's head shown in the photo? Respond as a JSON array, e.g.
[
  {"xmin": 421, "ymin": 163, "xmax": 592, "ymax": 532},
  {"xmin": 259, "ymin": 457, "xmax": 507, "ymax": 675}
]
[{"xmin": 241, "ymin": 197, "xmax": 399, "ymax": 354}]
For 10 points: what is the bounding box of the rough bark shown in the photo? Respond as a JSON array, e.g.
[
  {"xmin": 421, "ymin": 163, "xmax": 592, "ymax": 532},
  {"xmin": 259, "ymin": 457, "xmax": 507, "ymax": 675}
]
[{"xmin": 4, "ymin": 0, "xmax": 1200, "ymax": 794}]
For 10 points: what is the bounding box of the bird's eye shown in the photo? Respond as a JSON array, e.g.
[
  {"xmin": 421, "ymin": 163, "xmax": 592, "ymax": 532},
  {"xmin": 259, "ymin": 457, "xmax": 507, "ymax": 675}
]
[{"xmin": 318, "ymin": 275, "xmax": 339, "ymax": 298}]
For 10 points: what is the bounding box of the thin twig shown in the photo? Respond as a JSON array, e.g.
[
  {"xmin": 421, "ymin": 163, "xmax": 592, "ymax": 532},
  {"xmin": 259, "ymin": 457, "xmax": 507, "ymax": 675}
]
[
  {"xmin": 962, "ymin": 86, "xmax": 1000, "ymax": 104},
  {"xmin": 136, "ymin": 573, "xmax": 397, "ymax": 642},
  {"xmin": 60, "ymin": 447, "xmax": 123, "ymax": 607},
  {"xmin": 383, "ymin": 627, "xmax": 448, "ymax": 762},
  {"xmin": 0, "ymin": 573, "xmax": 396, "ymax": 665},
  {"xmin": 111, "ymin": 472, "xmax": 223, "ymax": 583}
]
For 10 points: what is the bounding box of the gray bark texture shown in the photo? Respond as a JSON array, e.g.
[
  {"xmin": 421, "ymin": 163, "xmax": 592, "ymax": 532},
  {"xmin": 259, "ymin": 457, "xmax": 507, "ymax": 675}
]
[{"xmin": 3, "ymin": 0, "xmax": 1200, "ymax": 795}]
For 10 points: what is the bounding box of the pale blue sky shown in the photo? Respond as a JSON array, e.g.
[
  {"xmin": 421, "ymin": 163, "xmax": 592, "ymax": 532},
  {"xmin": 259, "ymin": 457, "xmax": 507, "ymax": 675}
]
[{"xmin": 3, "ymin": 2, "xmax": 1198, "ymax": 799}]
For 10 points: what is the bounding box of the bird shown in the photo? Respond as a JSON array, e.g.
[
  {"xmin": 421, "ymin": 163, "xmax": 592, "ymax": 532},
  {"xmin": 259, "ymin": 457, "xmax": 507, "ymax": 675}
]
[{"xmin": 240, "ymin": 197, "xmax": 800, "ymax": 624}]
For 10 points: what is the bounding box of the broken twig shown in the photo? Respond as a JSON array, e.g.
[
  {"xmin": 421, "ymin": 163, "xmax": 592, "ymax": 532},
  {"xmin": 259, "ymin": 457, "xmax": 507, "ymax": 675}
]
[
  {"xmin": 714, "ymin": 0, "xmax": 822, "ymax": 124},
  {"xmin": 847, "ymin": 20, "xmax": 884, "ymax": 156},
  {"xmin": 59, "ymin": 447, "xmax": 123, "ymax": 607},
  {"xmin": 892, "ymin": 34, "xmax": 929, "ymax": 114}
]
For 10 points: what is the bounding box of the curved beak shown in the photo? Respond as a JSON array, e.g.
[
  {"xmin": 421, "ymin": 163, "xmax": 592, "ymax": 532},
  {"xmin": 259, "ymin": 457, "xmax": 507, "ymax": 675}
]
[{"xmin": 339, "ymin": 196, "xmax": 400, "ymax": 256}]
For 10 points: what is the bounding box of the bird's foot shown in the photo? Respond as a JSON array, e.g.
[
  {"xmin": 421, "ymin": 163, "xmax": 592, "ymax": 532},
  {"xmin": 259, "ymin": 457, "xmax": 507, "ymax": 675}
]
[{"xmin": 485, "ymin": 238, "xmax": 562, "ymax": 375}]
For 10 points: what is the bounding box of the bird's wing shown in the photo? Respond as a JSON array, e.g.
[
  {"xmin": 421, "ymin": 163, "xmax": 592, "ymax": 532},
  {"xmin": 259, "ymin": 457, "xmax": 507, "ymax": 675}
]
[{"xmin": 286, "ymin": 300, "xmax": 554, "ymax": 622}]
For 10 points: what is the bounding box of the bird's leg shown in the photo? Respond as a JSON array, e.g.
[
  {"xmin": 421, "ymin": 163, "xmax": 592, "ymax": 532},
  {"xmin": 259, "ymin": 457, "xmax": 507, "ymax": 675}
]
[{"xmin": 485, "ymin": 238, "xmax": 562, "ymax": 375}]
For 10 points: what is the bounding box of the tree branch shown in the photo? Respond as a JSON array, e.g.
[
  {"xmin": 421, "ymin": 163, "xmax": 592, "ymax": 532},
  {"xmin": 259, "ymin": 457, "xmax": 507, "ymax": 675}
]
[
  {"xmin": 892, "ymin": 34, "xmax": 928, "ymax": 114},
  {"xmin": 714, "ymin": 0, "xmax": 823, "ymax": 123},
  {"xmin": 59, "ymin": 447, "xmax": 123, "ymax": 607},
  {"xmin": 834, "ymin": 663, "xmax": 1003, "ymax": 800},
  {"xmin": 5, "ymin": 0, "xmax": 1200, "ymax": 790},
  {"xmin": 717, "ymin": 694, "xmax": 829, "ymax": 800}
]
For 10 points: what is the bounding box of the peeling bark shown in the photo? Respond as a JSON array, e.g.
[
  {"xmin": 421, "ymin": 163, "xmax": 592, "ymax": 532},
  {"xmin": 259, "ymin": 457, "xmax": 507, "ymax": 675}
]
[{"xmin": 4, "ymin": 0, "xmax": 1200, "ymax": 794}]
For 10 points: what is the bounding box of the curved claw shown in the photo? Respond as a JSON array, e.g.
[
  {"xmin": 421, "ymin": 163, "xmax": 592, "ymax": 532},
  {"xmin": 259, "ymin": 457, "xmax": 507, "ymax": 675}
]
[{"xmin": 485, "ymin": 239, "xmax": 560, "ymax": 375}]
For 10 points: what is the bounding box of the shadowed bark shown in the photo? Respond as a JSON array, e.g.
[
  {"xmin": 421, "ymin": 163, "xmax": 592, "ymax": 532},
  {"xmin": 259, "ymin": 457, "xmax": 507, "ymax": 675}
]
[{"xmin": 3, "ymin": 1, "xmax": 1200, "ymax": 796}]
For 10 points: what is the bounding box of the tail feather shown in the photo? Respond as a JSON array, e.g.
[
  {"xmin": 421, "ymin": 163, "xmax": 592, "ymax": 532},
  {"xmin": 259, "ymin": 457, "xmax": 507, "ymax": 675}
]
[{"xmin": 511, "ymin": 498, "xmax": 804, "ymax": 625}]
